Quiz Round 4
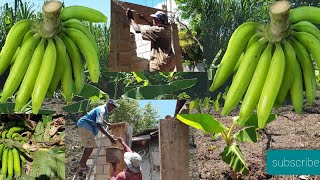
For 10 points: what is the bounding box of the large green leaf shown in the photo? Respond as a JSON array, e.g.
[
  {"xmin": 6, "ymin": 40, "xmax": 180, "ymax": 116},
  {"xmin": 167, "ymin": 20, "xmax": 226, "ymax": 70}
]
[
  {"xmin": 0, "ymin": 102, "xmax": 15, "ymax": 113},
  {"xmin": 220, "ymin": 144, "xmax": 249, "ymax": 175},
  {"xmin": 234, "ymin": 126, "xmax": 259, "ymax": 143},
  {"xmin": 79, "ymin": 84, "xmax": 105, "ymax": 99},
  {"xmin": 177, "ymin": 114, "xmax": 227, "ymax": 133},
  {"xmin": 133, "ymin": 72, "xmax": 150, "ymax": 86},
  {"xmin": 30, "ymin": 148, "xmax": 65, "ymax": 179},
  {"xmin": 237, "ymin": 114, "xmax": 277, "ymax": 128},
  {"xmin": 123, "ymin": 79, "xmax": 197, "ymax": 99},
  {"xmin": 62, "ymin": 100, "xmax": 90, "ymax": 113}
]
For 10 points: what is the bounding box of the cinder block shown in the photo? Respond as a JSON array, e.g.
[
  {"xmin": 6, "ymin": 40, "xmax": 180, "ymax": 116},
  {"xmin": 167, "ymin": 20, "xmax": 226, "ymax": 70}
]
[
  {"xmin": 103, "ymin": 164, "xmax": 111, "ymax": 174},
  {"xmin": 97, "ymin": 156, "xmax": 107, "ymax": 165},
  {"xmin": 96, "ymin": 165, "xmax": 104, "ymax": 174},
  {"xmin": 96, "ymin": 174, "xmax": 107, "ymax": 180}
]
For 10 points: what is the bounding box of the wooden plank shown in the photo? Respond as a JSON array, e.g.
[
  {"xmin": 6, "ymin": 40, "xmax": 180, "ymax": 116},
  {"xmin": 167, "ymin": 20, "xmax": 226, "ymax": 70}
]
[
  {"xmin": 171, "ymin": 23, "xmax": 184, "ymax": 71},
  {"xmin": 108, "ymin": 123, "xmax": 133, "ymax": 176},
  {"xmin": 160, "ymin": 119, "xmax": 189, "ymax": 180}
]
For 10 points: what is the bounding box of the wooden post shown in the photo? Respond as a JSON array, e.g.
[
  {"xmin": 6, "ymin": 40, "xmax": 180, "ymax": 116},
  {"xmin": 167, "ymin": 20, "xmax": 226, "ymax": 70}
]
[
  {"xmin": 171, "ymin": 23, "xmax": 184, "ymax": 71},
  {"xmin": 94, "ymin": 122, "xmax": 132, "ymax": 180},
  {"xmin": 159, "ymin": 119, "xmax": 189, "ymax": 180},
  {"xmin": 109, "ymin": 123, "xmax": 133, "ymax": 176}
]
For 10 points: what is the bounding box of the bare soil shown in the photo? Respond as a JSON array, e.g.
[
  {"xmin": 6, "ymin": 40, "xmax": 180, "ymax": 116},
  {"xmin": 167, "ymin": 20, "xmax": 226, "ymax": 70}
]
[{"xmin": 189, "ymin": 102, "xmax": 320, "ymax": 180}]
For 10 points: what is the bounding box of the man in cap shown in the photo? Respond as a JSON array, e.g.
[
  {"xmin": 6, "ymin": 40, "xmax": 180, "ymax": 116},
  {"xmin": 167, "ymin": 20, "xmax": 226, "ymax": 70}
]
[
  {"xmin": 111, "ymin": 137, "xmax": 142, "ymax": 180},
  {"xmin": 77, "ymin": 99, "xmax": 120, "ymax": 171},
  {"xmin": 127, "ymin": 9, "xmax": 176, "ymax": 72}
]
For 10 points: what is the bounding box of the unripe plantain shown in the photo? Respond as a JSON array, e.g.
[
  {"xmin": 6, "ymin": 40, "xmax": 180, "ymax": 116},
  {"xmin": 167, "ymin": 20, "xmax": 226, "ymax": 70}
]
[
  {"xmin": 47, "ymin": 36, "xmax": 67, "ymax": 97},
  {"xmin": 8, "ymin": 148, "xmax": 14, "ymax": 179},
  {"xmin": 61, "ymin": 5, "xmax": 107, "ymax": 22},
  {"xmin": 60, "ymin": 45, "xmax": 75, "ymax": 103},
  {"xmin": 245, "ymin": 33, "xmax": 261, "ymax": 52},
  {"xmin": 12, "ymin": 148, "xmax": 21, "ymax": 177},
  {"xmin": 0, "ymin": 35, "xmax": 39, "ymax": 103},
  {"xmin": 210, "ymin": 22, "xmax": 261, "ymax": 92},
  {"xmin": 22, "ymin": 29, "xmax": 35, "ymax": 44},
  {"xmin": 257, "ymin": 43, "xmax": 285, "ymax": 129},
  {"xmin": 222, "ymin": 38, "xmax": 266, "ymax": 116},
  {"xmin": 289, "ymin": 37, "xmax": 317, "ymax": 105},
  {"xmin": 0, "ymin": 19, "xmax": 33, "ymax": 75},
  {"xmin": 290, "ymin": 6, "xmax": 320, "ymax": 24},
  {"xmin": 0, "ymin": 144, "xmax": 4, "ymax": 160},
  {"xmin": 292, "ymin": 21, "xmax": 320, "ymax": 41},
  {"xmin": 274, "ymin": 40, "xmax": 296, "ymax": 108},
  {"xmin": 32, "ymin": 38, "xmax": 57, "ymax": 114},
  {"xmin": 15, "ymin": 38, "xmax": 46, "ymax": 112},
  {"xmin": 62, "ymin": 18, "xmax": 99, "ymax": 55},
  {"xmin": 63, "ymin": 28, "xmax": 100, "ymax": 83},
  {"xmin": 292, "ymin": 31, "xmax": 320, "ymax": 73},
  {"xmin": 6, "ymin": 127, "xmax": 24, "ymax": 139},
  {"xmin": 9, "ymin": 47, "xmax": 20, "ymax": 65},
  {"xmin": 2, "ymin": 147, "xmax": 8, "ymax": 178},
  {"xmin": 238, "ymin": 43, "xmax": 273, "ymax": 124},
  {"xmin": 290, "ymin": 59, "xmax": 304, "ymax": 114},
  {"xmin": 60, "ymin": 33, "xmax": 85, "ymax": 94}
]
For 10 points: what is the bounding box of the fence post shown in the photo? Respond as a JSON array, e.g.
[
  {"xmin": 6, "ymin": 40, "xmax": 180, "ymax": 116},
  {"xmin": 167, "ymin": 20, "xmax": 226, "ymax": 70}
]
[{"xmin": 159, "ymin": 119, "xmax": 189, "ymax": 180}]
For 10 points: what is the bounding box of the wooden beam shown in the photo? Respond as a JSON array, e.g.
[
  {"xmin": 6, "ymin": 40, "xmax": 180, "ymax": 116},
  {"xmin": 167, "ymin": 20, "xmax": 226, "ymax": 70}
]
[{"xmin": 159, "ymin": 119, "xmax": 189, "ymax": 179}]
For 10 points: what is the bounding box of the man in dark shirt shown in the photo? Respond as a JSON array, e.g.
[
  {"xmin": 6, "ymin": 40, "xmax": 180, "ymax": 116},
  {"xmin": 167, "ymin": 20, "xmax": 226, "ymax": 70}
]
[
  {"xmin": 127, "ymin": 9, "xmax": 176, "ymax": 72},
  {"xmin": 111, "ymin": 138, "xmax": 142, "ymax": 180}
]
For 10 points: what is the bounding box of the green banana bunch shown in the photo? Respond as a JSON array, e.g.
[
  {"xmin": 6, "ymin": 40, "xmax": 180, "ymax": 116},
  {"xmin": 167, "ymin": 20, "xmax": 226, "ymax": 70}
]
[
  {"xmin": 0, "ymin": 126, "xmax": 27, "ymax": 179},
  {"xmin": 211, "ymin": 3, "xmax": 320, "ymax": 128},
  {"xmin": 0, "ymin": 0, "xmax": 106, "ymax": 114}
]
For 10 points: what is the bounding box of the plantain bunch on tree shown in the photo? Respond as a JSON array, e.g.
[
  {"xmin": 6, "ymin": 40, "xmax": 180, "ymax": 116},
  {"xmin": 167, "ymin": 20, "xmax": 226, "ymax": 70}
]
[
  {"xmin": 210, "ymin": 1, "xmax": 320, "ymax": 128},
  {"xmin": 0, "ymin": 123, "xmax": 29, "ymax": 179},
  {"xmin": 0, "ymin": 1, "xmax": 107, "ymax": 114}
]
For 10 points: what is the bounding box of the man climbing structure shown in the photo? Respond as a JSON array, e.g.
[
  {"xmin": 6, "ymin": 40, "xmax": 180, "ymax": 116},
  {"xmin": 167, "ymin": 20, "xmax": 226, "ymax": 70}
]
[
  {"xmin": 76, "ymin": 99, "xmax": 119, "ymax": 171},
  {"xmin": 127, "ymin": 9, "xmax": 176, "ymax": 72}
]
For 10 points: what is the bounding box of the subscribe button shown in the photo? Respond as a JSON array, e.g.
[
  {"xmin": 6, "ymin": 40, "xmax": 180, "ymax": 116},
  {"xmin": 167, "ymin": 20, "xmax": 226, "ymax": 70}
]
[{"xmin": 267, "ymin": 150, "xmax": 320, "ymax": 175}]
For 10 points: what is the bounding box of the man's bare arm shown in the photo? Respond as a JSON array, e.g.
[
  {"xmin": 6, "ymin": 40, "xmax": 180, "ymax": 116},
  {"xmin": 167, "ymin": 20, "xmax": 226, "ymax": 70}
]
[{"xmin": 97, "ymin": 124, "xmax": 117, "ymax": 144}]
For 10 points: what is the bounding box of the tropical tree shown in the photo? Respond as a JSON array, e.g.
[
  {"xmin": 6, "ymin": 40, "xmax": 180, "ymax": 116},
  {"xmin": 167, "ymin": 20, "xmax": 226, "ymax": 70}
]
[{"xmin": 108, "ymin": 99, "xmax": 159, "ymax": 134}]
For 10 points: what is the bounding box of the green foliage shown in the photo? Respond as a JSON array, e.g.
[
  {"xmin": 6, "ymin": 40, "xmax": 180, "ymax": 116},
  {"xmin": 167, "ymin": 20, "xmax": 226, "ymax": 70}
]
[
  {"xmin": 177, "ymin": 114, "xmax": 227, "ymax": 133},
  {"xmin": 109, "ymin": 99, "xmax": 160, "ymax": 134},
  {"xmin": 0, "ymin": 0, "xmax": 37, "ymax": 48},
  {"xmin": 177, "ymin": 113, "xmax": 277, "ymax": 177},
  {"xmin": 179, "ymin": 29, "xmax": 203, "ymax": 65},
  {"xmin": 220, "ymin": 144, "xmax": 249, "ymax": 176},
  {"xmin": 103, "ymin": 72, "xmax": 206, "ymax": 99}
]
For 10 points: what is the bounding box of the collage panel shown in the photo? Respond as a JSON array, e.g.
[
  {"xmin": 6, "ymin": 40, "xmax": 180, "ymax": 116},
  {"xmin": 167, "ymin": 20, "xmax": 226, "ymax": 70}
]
[
  {"xmin": 0, "ymin": 114, "xmax": 65, "ymax": 179},
  {"xmin": 65, "ymin": 99, "xmax": 191, "ymax": 180},
  {"xmin": 109, "ymin": 0, "xmax": 203, "ymax": 72}
]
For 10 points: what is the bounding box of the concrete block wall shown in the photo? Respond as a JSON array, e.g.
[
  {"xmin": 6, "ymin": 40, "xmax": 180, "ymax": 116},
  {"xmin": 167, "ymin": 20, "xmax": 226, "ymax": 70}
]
[{"xmin": 86, "ymin": 123, "xmax": 133, "ymax": 180}]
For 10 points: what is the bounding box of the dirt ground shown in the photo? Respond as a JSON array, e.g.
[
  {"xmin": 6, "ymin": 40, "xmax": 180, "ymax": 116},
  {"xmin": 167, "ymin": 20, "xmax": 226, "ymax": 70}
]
[
  {"xmin": 189, "ymin": 101, "xmax": 320, "ymax": 180},
  {"xmin": 65, "ymin": 113, "xmax": 86, "ymax": 180}
]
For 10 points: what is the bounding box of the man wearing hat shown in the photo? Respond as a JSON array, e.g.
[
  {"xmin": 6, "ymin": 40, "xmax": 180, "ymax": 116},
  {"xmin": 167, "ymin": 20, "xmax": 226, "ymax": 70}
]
[
  {"xmin": 77, "ymin": 99, "xmax": 120, "ymax": 171},
  {"xmin": 127, "ymin": 9, "xmax": 176, "ymax": 72},
  {"xmin": 111, "ymin": 138, "xmax": 142, "ymax": 180}
]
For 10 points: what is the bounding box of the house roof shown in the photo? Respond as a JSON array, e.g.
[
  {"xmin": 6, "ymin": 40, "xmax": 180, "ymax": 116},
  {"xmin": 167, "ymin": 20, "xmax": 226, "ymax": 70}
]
[{"xmin": 132, "ymin": 128, "xmax": 158, "ymax": 142}]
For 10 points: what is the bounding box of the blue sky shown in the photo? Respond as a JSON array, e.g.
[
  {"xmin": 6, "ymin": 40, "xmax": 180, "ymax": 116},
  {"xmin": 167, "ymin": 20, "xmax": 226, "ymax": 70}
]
[
  {"xmin": 0, "ymin": 0, "xmax": 164, "ymax": 25},
  {"xmin": 138, "ymin": 100, "xmax": 177, "ymax": 119}
]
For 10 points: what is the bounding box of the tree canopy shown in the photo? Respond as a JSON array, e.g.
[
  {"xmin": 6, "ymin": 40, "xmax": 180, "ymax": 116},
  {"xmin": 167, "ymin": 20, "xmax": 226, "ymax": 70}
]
[{"xmin": 108, "ymin": 99, "xmax": 160, "ymax": 134}]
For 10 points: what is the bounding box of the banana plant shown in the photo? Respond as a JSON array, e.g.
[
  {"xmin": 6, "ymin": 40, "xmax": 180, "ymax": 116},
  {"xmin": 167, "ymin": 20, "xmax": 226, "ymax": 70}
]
[{"xmin": 177, "ymin": 113, "xmax": 276, "ymax": 180}]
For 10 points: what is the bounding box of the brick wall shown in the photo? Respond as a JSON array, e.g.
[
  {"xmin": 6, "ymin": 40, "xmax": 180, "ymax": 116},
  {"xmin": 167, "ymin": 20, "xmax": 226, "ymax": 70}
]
[{"xmin": 86, "ymin": 123, "xmax": 133, "ymax": 180}]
